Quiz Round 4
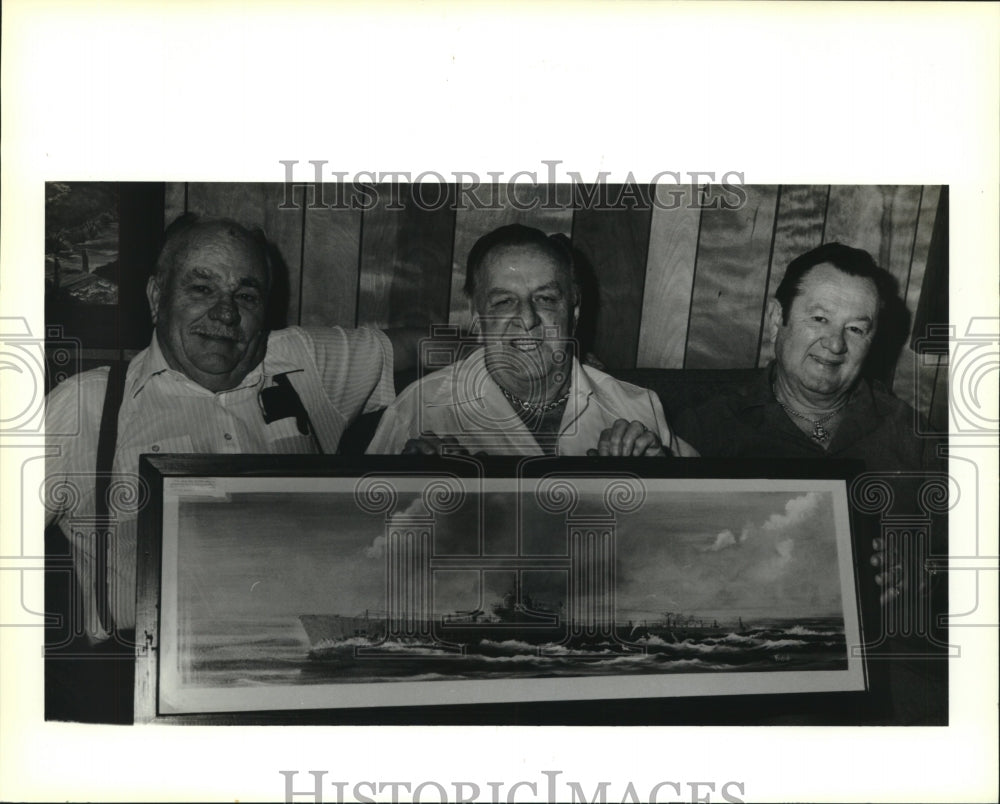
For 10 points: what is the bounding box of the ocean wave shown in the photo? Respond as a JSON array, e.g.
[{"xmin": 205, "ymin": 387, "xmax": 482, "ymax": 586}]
[
  {"xmin": 785, "ymin": 625, "xmax": 843, "ymax": 637},
  {"xmin": 639, "ymin": 635, "xmax": 674, "ymax": 648},
  {"xmin": 760, "ymin": 638, "xmax": 811, "ymax": 650},
  {"xmin": 475, "ymin": 638, "xmax": 540, "ymax": 653},
  {"xmin": 311, "ymin": 638, "xmax": 458, "ymax": 655}
]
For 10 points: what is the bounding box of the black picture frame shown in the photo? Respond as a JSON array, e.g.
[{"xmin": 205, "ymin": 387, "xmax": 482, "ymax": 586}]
[{"xmin": 134, "ymin": 454, "xmax": 879, "ymax": 725}]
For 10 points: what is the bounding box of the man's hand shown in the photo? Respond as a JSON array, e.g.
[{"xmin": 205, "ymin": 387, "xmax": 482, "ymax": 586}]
[
  {"xmin": 871, "ymin": 536, "xmax": 904, "ymax": 605},
  {"xmin": 402, "ymin": 433, "xmax": 468, "ymax": 456},
  {"xmin": 587, "ymin": 419, "xmax": 666, "ymax": 457}
]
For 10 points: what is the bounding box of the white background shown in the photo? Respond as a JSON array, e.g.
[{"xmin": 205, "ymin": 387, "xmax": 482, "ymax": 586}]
[{"xmin": 1, "ymin": 2, "xmax": 998, "ymax": 802}]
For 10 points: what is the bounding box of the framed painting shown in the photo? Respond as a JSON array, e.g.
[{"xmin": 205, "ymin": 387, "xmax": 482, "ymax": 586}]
[
  {"xmin": 135, "ymin": 455, "xmax": 873, "ymax": 724},
  {"xmin": 45, "ymin": 181, "xmax": 163, "ymax": 354}
]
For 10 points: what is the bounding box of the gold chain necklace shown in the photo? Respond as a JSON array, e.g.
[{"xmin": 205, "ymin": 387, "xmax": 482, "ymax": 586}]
[{"xmin": 499, "ymin": 383, "xmax": 570, "ymax": 414}]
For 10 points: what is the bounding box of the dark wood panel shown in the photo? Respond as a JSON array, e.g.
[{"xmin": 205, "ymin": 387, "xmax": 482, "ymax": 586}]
[
  {"xmin": 758, "ymin": 185, "xmax": 828, "ymax": 367},
  {"xmin": 184, "ymin": 183, "xmax": 305, "ymax": 329},
  {"xmin": 823, "ymin": 185, "xmax": 884, "ymax": 254},
  {"xmin": 118, "ymin": 183, "xmax": 165, "ymax": 348},
  {"xmin": 927, "ymin": 354, "xmax": 948, "ymax": 434},
  {"xmin": 449, "ymin": 184, "xmax": 574, "ymax": 331},
  {"xmin": 299, "ymin": 189, "xmax": 362, "ymax": 328},
  {"xmin": 163, "ymin": 182, "xmax": 186, "ymax": 226},
  {"xmin": 357, "ymin": 184, "xmax": 456, "ymax": 329},
  {"xmin": 912, "ymin": 186, "xmax": 949, "ymax": 350},
  {"xmin": 685, "ymin": 185, "xmax": 779, "ymax": 369},
  {"xmin": 824, "ymin": 185, "xmax": 922, "ymax": 290},
  {"xmin": 636, "ymin": 185, "xmax": 701, "ymax": 369},
  {"xmin": 891, "ymin": 186, "xmax": 942, "ymax": 408},
  {"xmin": 571, "ymin": 185, "xmax": 654, "ymax": 369},
  {"xmin": 816, "ymin": 185, "xmax": 924, "ymax": 387}
]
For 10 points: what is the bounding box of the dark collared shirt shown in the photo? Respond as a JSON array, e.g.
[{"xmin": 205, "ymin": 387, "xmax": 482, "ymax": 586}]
[{"xmin": 673, "ymin": 366, "xmax": 940, "ymax": 473}]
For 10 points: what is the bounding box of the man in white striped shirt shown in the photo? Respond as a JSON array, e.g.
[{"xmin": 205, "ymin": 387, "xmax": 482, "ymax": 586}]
[{"xmin": 45, "ymin": 216, "xmax": 408, "ymax": 658}]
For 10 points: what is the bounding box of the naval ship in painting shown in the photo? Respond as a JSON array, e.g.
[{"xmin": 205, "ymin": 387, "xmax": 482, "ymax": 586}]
[
  {"xmin": 297, "ymin": 589, "xmax": 847, "ymax": 679},
  {"xmin": 300, "ymin": 591, "xmax": 743, "ymax": 655}
]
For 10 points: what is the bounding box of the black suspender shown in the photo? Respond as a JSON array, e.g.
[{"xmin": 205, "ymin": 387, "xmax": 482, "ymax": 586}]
[
  {"xmin": 90, "ymin": 361, "xmax": 321, "ymax": 635},
  {"xmin": 94, "ymin": 360, "xmax": 127, "ymax": 635}
]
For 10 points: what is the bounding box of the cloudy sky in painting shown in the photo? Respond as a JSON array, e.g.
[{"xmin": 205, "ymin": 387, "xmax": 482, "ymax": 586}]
[
  {"xmin": 609, "ymin": 490, "xmax": 843, "ymax": 621},
  {"xmin": 174, "ymin": 481, "xmax": 845, "ymax": 627}
]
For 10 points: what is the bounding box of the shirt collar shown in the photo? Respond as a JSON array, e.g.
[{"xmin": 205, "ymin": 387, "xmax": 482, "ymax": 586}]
[
  {"xmin": 737, "ymin": 363, "xmax": 886, "ymax": 448},
  {"xmin": 127, "ymin": 333, "xmax": 272, "ymax": 398},
  {"xmin": 736, "ymin": 364, "xmax": 877, "ymax": 409},
  {"xmin": 433, "ymin": 347, "xmax": 593, "ymax": 409}
]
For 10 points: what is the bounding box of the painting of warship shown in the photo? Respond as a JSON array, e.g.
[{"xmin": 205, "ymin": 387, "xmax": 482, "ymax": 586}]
[
  {"xmin": 296, "ymin": 584, "xmax": 849, "ymax": 681},
  {"xmin": 151, "ymin": 471, "xmax": 865, "ymax": 714}
]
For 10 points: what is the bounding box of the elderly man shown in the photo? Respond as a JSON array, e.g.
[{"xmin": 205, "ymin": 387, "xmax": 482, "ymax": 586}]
[
  {"xmin": 674, "ymin": 243, "xmax": 947, "ymax": 725},
  {"xmin": 46, "ymin": 215, "xmax": 414, "ymax": 655},
  {"xmin": 674, "ymin": 242, "xmax": 934, "ymax": 472},
  {"xmin": 367, "ymin": 224, "xmax": 697, "ymax": 457}
]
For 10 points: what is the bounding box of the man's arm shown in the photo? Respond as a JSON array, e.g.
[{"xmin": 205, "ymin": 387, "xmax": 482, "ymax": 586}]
[
  {"xmin": 43, "ymin": 369, "xmax": 105, "ymax": 527},
  {"xmin": 365, "ymin": 386, "xmax": 418, "ymax": 454}
]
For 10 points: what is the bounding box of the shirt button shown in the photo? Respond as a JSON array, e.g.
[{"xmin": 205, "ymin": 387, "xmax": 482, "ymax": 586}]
[
  {"xmin": 151, "ymin": 445, "xmax": 160, "ymax": 452},
  {"xmin": 224, "ymin": 433, "xmax": 233, "ymax": 441}
]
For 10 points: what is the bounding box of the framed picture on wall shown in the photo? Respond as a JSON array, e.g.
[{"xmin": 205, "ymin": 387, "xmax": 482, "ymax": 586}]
[
  {"xmin": 44, "ymin": 181, "xmax": 163, "ymax": 354},
  {"xmin": 135, "ymin": 454, "xmax": 873, "ymax": 725}
]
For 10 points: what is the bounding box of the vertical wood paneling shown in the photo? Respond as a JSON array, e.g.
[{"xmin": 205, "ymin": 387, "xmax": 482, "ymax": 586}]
[
  {"xmin": 927, "ymin": 354, "xmax": 948, "ymax": 434},
  {"xmin": 357, "ymin": 184, "xmax": 456, "ymax": 329},
  {"xmin": 571, "ymin": 185, "xmax": 654, "ymax": 369},
  {"xmin": 636, "ymin": 185, "xmax": 701, "ymax": 368},
  {"xmin": 448, "ymin": 184, "xmax": 574, "ymax": 331},
  {"xmin": 758, "ymin": 185, "xmax": 828, "ymax": 367},
  {"xmin": 685, "ymin": 185, "xmax": 779, "ymax": 369},
  {"xmin": 822, "ymin": 185, "xmax": 885, "ymax": 254},
  {"xmin": 883, "ymin": 186, "xmax": 924, "ymax": 291},
  {"xmin": 891, "ymin": 186, "xmax": 942, "ymax": 407},
  {"xmin": 824, "ymin": 185, "xmax": 922, "ymax": 291},
  {"xmin": 910, "ymin": 349, "xmax": 941, "ymax": 432},
  {"xmin": 153, "ymin": 183, "xmax": 945, "ymax": 407},
  {"xmin": 184, "ymin": 183, "xmax": 305, "ymax": 327},
  {"xmin": 816, "ymin": 185, "xmax": 925, "ymax": 387},
  {"xmin": 298, "ymin": 188, "xmax": 362, "ymax": 328},
  {"xmin": 163, "ymin": 182, "xmax": 187, "ymax": 225},
  {"xmin": 912, "ymin": 187, "xmax": 949, "ymax": 349}
]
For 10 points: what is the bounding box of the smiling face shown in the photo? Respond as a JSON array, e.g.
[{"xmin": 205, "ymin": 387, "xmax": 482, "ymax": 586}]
[
  {"xmin": 472, "ymin": 243, "xmax": 579, "ymax": 403},
  {"xmin": 147, "ymin": 223, "xmax": 270, "ymax": 392},
  {"xmin": 769, "ymin": 262, "xmax": 880, "ymax": 406}
]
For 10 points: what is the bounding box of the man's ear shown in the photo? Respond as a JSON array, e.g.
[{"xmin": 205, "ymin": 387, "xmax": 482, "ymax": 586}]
[
  {"xmin": 467, "ymin": 295, "xmax": 483, "ymax": 341},
  {"xmin": 146, "ymin": 275, "xmax": 162, "ymax": 325},
  {"xmin": 766, "ymin": 298, "xmax": 784, "ymax": 344}
]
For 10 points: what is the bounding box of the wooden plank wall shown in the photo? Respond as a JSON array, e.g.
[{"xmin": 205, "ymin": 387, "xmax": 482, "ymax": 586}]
[{"xmin": 167, "ymin": 182, "xmax": 947, "ymax": 429}]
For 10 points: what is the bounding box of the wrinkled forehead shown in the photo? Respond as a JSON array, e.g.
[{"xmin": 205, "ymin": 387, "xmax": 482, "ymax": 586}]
[
  {"xmin": 795, "ymin": 263, "xmax": 880, "ymax": 317},
  {"xmin": 478, "ymin": 243, "xmax": 572, "ymax": 289},
  {"xmin": 169, "ymin": 223, "xmax": 270, "ymax": 286}
]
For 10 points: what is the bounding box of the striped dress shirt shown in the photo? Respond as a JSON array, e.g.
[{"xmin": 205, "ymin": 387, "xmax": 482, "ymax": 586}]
[{"xmin": 45, "ymin": 325, "xmax": 394, "ymax": 639}]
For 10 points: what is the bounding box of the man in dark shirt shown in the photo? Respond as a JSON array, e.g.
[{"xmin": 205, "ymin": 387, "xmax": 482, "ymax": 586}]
[
  {"xmin": 675, "ymin": 243, "xmax": 936, "ymax": 472},
  {"xmin": 675, "ymin": 243, "xmax": 947, "ymax": 724}
]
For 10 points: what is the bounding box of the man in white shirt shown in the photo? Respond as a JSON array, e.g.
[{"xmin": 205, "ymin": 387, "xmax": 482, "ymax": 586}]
[
  {"xmin": 46, "ymin": 216, "xmax": 408, "ymax": 648},
  {"xmin": 367, "ymin": 224, "xmax": 697, "ymax": 458}
]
